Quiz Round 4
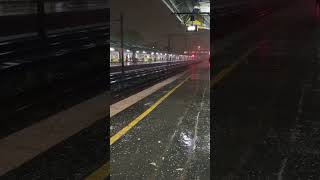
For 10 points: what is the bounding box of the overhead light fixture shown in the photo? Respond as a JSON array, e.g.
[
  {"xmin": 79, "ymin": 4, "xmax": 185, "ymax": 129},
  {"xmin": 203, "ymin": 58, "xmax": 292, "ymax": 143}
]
[
  {"xmin": 126, "ymin": 49, "xmax": 130, "ymax": 52},
  {"xmin": 110, "ymin": 47, "xmax": 115, "ymax": 51},
  {"xmin": 187, "ymin": 25, "xmax": 198, "ymax": 32},
  {"xmin": 143, "ymin": 51, "xmax": 146, "ymax": 54},
  {"xmin": 136, "ymin": 51, "xmax": 140, "ymax": 53}
]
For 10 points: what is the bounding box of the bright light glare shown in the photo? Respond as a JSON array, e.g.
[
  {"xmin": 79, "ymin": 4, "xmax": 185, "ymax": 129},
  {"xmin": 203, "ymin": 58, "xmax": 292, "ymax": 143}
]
[
  {"xmin": 136, "ymin": 51, "xmax": 140, "ymax": 53},
  {"xmin": 151, "ymin": 52, "xmax": 154, "ymax": 55},
  {"xmin": 110, "ymin": 47, "xmax": 115, "ymax": 51},
  {"xmin": 143, "ymin": 51, "xmax": 146, "ymax": 54},
  {"xmin": 126, "ymin": 49, "xmax": 130, "ymax": 52},
  {"xmin": 187, "ymin": 25, "xmax": 196, "ymax": 31}
]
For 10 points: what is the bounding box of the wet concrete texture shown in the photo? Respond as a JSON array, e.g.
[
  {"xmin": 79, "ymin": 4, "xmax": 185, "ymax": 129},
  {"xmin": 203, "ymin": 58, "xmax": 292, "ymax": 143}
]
[
  {"xmin": 1, "ymin": 118, "xmax": 108, "ymax": 179},
  {"xmin": 212, "ymin": 0, "xmax": 320, "ymax": 179},
  {"xmin": 111, "ymin": 61, "xmax": 210, "ymax": 180}
]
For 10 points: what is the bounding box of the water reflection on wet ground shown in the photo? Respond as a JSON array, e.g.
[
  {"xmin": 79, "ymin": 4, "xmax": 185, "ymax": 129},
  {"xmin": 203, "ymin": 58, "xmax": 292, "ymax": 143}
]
[
  {"xmin": 111, "ymin": 61, "xmax": 210, "ymax": 179},
  {"xmin": 213, "ymin": 0, "xmax": 320, "ymax": 179}
]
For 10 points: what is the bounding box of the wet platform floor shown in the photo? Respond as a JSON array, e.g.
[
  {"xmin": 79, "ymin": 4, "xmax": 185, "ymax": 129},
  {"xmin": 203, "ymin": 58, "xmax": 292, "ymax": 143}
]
[
  {"xmin": 213, "ymin": 0, "xmax": 320, "ymax": 179},
  {"xmin": 110, "ymin": 61, "xmax": 210, "ymax": 179}
]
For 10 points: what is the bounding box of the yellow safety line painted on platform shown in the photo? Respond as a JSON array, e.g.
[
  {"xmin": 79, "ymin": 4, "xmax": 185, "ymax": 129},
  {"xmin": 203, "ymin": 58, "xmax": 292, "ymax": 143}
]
[
  {"xmin": 85, "ymin": 75, "xmax": 190, "ymax": 180},
  {"xmin": 86, "ymin": 47, "xmax": 256, "ymax": 179},
  {"xmin": 211, "ymin": 47, "xmax": 257, "ymax": 87},
  {"xmin": 85, "ymin": 162, "xmax": 110, "ymax": 180},
  {"xmin": 110, "ymin": 71, "xmax": 188, "ymax": 117},
  {"xmin": 110, "ymin": 75, "xmax": 191, "ymax": 145}
]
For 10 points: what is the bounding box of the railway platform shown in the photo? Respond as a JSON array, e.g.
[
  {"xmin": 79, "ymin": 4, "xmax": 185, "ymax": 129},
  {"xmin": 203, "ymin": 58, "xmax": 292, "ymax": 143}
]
[
  {"xmin": 89, "ymin": 60, "xmax": 210, "ymax": 179},
  {"xmin": 213, "ymin": 0, "xmax": 320, "ymax": 178}
]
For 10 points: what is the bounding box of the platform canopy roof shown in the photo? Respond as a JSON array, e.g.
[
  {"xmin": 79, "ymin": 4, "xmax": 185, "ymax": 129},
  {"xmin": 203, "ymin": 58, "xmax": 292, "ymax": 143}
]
[{"xmin": 161, "ymin": 0, "xmax": 210, "ymax": 30}]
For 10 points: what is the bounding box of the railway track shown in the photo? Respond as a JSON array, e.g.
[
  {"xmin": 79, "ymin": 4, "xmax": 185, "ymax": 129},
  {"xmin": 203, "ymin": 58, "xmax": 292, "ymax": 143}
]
[
  {"xmin": 0, "ymin": 24, "xmax": 108, "ymax": 137},
  {"xmin": 0, "ymin": 23, "xmax": 108, "ymax": 98},
  {"xmin": 0, "ymin": 23, "xmax": 108, "ymax": 67},
  {"xmin": 110, "ymin": 60, "xmax": 201, "ymax": 103}
]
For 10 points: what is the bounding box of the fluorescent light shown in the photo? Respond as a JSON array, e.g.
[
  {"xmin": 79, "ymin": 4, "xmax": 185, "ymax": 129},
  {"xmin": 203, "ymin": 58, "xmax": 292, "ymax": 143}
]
[
  {"xmin": 126, "ymin": 49, "xmax": 130, "ymax": 52},
  {"xmin": 110, "ymin": 47, "xmax": 115, "ymax": 51},
  {"xmin": 187, "ymin": 25, "xmax": 197, "ymax": 32},
  {"xmin": 136, "ymin": 51, "xmax": 139, "ymax": 53}
]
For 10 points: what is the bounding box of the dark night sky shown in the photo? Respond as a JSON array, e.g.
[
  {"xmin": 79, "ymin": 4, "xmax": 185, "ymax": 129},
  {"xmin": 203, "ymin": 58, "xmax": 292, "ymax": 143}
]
[{"xmin": 110, "ymin": 0, "xmax": 209, "ymax": 52}]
